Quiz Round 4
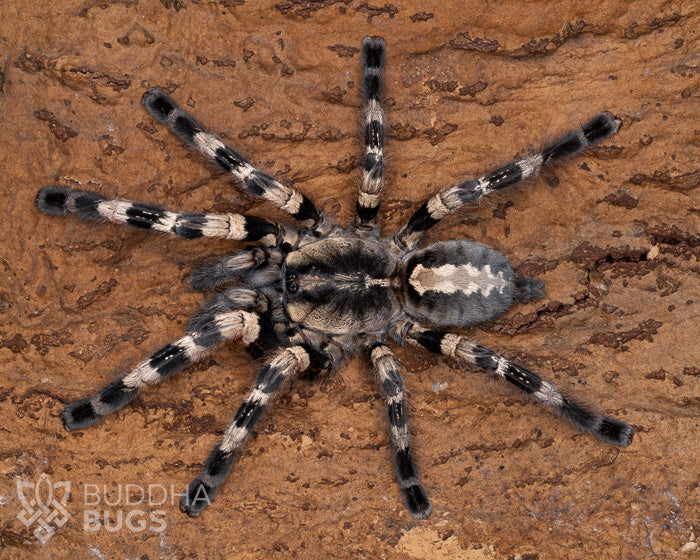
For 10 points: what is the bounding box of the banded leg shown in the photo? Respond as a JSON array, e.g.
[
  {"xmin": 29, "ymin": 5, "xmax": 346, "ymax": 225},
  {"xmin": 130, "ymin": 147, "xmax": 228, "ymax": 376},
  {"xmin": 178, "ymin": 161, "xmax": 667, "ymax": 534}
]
[
  {"xmin": 36, "ymin": 186, "xmax": 279, "ymax": 245},
  {"xmin": 397, "ymin": 321, "xmax": 634, "ymax": 447},
  {"xmin": 189, "ymin": 247, "xmax": 270, "ymax": 291},
  {"xmin": 181, "ymin": 344, "xmax": 327, "ymax": 516},
  {"xmin": 142, "ymin": 89, "xmax": 330, "ymax": 233},
  {"xmin": 63, "ymin": 288, "xmax": 266, "ymax": 430},
  {"xmin": 355, "ymin": 36, "xmax": 386, "ymax": 230},
  {"xmin": 367, "ymin": 342, "xmax": 431, "ymax": 519},
  {"xmin": 397, "ymin": 112, "xmax": 621, "ymax": 247}
]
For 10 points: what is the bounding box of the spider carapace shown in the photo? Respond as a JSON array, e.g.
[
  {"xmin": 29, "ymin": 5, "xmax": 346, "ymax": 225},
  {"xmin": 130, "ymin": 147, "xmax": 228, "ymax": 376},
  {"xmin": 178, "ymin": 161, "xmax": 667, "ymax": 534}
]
[{"xmin": 35, "ymin": 36, "xmax": 633, "ymax": 520}]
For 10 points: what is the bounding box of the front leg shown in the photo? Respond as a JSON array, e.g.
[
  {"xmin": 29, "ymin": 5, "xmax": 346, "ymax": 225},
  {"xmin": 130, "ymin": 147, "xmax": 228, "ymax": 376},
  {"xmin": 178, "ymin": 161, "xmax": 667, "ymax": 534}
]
[
  {"xmin": 142, "ymin": 89, "xmax": 331, "ymax": 233},
  {"xmin": 36, "ymin": 186, "xmax": 279, "ymax": 244},
  {"xmin": 397, "ymin": 113, "xmax": 621, "ymax": 247},
  {"xmin": 355, "ymin": 36, "xmax": 387, "ymax": 230}
]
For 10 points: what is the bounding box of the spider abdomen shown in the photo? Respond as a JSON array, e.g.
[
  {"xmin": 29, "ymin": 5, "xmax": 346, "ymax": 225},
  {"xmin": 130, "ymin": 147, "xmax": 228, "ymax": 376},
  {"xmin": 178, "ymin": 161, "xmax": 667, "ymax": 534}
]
[
  {"xmin": 401, "ymin": 240, "xmax": 518, "ymax": 328},
  {"xmin": 283, "ymin": 237, "xmax": 401, "ymax": 335}
]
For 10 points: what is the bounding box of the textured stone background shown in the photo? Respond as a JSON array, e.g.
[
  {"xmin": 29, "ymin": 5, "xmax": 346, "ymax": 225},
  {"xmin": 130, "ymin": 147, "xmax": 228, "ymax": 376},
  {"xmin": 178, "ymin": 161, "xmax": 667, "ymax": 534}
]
[{"xmin": 0, "ymin": 0, "xmax": 697, "ymax": 558}]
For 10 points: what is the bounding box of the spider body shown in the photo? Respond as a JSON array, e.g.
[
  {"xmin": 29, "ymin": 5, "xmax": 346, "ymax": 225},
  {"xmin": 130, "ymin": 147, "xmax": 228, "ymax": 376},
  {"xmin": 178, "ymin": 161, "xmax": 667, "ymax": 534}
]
[
  {"xmin": 35, "ymin": 36, "xmax": 633, "ymax": 520},
  {"xmin": 283, "ymin": 236, "xmax": 401, "ymax": 334}
]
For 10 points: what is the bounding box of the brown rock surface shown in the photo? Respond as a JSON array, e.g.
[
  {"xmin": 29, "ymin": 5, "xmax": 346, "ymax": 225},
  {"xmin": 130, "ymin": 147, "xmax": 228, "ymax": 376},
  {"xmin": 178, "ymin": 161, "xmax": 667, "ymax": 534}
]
[{"xmin": 1, "ymin": 1, "xmax": 697, "ymax": 558}]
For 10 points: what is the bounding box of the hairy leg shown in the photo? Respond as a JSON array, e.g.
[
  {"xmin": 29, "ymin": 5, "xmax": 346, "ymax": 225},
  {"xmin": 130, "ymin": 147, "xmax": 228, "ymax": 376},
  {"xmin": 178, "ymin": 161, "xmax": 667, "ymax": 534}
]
[
  {"xmin": 142, "ymin": 89, "xmax": 332, "ymax": 233},
  {"xmin": 394, "ymin": 321, "xmax": 634, "ymax": 447},
  {"xmin": 366, "ymin": 341, "xmax": 432, "ymax": 518},
  {"xmin": 63, "ymin": 288, "xmax": 268, "ymax": 430},
  {"xmin": 355, "ymin": 36, "xmax": 387, "ymax": 231},
  {"xmin": 398, "ymin": 113, "xmax": 621, "ymax": 247},
  {"xmin": 36, "ymin": 186, "xmax": 279, "ymax": 244},
  {"xmin": 180, "ymin": 344, "xmax": 329, "ymax": 516}
]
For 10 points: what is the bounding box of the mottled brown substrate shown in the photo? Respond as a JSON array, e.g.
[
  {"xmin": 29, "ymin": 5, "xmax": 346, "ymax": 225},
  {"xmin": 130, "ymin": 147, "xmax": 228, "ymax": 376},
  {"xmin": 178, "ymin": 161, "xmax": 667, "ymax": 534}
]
[{"xmin": 0, "ymin": 0, "xmax": 697, "ymax": 558}]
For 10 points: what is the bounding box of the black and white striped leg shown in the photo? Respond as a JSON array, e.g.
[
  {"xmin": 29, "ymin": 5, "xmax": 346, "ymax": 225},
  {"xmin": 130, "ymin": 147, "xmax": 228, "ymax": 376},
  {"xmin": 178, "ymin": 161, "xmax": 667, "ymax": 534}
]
[
  {"xmin": 398, "ymin": 112, "xmax": 621, "ymax": 247},
  {"xmin": 142, "ymin": 89, "xmax": 330, "ymax": 233},
  {"xmin": 63, "ymin": 288, "xmax": 266, "ymax": 431},
  {"xmin": 399, "ymin": 322, "xmax": 634, "ymax": 447},
  {"xmin": 367, "ymin": 342, "xmax": 432, "ymax": 519},
  {"xmin": 181, "ymin": 344, "xmax": 328, "ymax": 516},
  {"xmin": 36, "ymin": 186, "xmax": 279, "ymax": 244},
  {"xmin": 355, "ymin": 36, "xmax": 386, "ymax": 230}
]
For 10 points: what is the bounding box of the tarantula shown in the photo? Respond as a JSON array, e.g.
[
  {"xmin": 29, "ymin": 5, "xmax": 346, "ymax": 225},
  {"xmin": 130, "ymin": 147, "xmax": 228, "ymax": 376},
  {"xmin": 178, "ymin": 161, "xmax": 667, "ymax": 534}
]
[{"xmin": 35, "ymin": 36, "xmax": 634, "ymax": 519}]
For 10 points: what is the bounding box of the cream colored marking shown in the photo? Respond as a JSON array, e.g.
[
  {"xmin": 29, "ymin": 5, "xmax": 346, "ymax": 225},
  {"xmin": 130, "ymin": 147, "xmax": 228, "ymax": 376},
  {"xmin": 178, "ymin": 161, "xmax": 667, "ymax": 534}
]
[
  {"xmin": 371, "ymin": 344, "xmax": 392, "ymax": 363},
  {"xmin": 409, "ymin": 263, "xmax": 509, "ymax": 297},
  {"xmin": 224, "ymin": 213, "xmax": 247, "ymax": 239},
  {"xmin": 193, "ymin": 132, "xmax": 225, "ymax": 158},
  {"xmin": 281, "ymin": 190, "xmax": 303, "ymax": 215},
  {"xmin": 519, "ymin": 154, "xmax": 543, "ymax": 178},
  {"xmin": 364, "ymin": 99, "xmax": 384, "ymax": 125},
  {"xmin": 287, "ymin": 346, "xmax": 311, "ymax": 371},
  {"xmin": 122, "ymin": 364, "xmax": 151, "ymax": 388},
  {"xmin": 440, "ymin": 185, "xmax": 464, "ymax": 210},
  {"xmin": 439, "ymin": 333, "xmax": 460, "ymax": 358},
  {"xmin": 237, "ymin": 162, "xmax": 256, "ymax": 180},
  {"xmin": 366, "ymin": 276, "xmax": 391, "ymax": 288},
  {"xmin": 98, "ymin": 200, "xmax": 131, "ymax": 223},
  {"xmin": 249, "ymin": 388, "xmax": 271, "ymax": 406},
  {"xmin": 391, "ymin": 425, "xmax": 409, "ymax": 446},
  {"xmin": 215, "ymin": 311, "xmax": 260, "ymax": 345},
  {"xmin": 259, "ymin": 233, "xmax": 277, "ymax": 247},
  {"xmin": 533, "ymin": 381, "xmax": 564, "ymax": 406},
  {"xmin": 221, "ymin": 425, "xmax": 248, "ymax": 451},
  {"xmin": 495, "ymin": 357, "xmax": 509, "ymax": 377},
  {"xmin": 139, "ymin": 362, "xmax": 161, "ymax": 385},
  {"xmin": 475, "ymin": 178, "xmax": 490, "ymax": 193},
  {"xmin": 358, "ymin": 192, "xmax": 380, "ymax": 206},
  {"xmin": 453, "ymin": 337, "xmax": 477, "ymax": 363},
  {"xmin": 198, "ymin": 216, "xmax": 226, "ymax": 237},
  {"xmin": 240, "ymin": 312, "xmax": 261, "ymax": 345},
  {"xmin": 150, "ymin": 211, "xmax": 177, "ymax": 233},
  {"xmin": 179, "ymin": 335, "xmax": 206, "ymax": 361},
  {"xmin": 196, "ymin": 214, "xmax": 241, "ymax": 239},
  {"xmin": 361, "ymin": 176, "xmax": 383, "ymax": 195},
  {"xmin": 426, "ymin": 194, "xmax": 449, "ymax": 220}
]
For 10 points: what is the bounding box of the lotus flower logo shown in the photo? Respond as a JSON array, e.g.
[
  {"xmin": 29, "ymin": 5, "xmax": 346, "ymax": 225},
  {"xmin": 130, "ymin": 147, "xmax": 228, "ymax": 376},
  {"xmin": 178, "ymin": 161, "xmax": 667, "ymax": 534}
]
[{"xmin": 16, "ymin": 473, "xmax": 71, "ymax": 543}]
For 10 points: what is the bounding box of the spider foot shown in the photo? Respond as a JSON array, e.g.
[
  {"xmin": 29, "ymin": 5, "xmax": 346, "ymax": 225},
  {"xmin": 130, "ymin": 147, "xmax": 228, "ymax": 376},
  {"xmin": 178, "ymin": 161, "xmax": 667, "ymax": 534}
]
[
  {"xmin": 142, "ymin": 88, "xmax": 178, "ymax": 123},
  {"xmin": 63, "ymin": 398, "xmax": 102, "ymax": 431},
  {"xmin": 35, "ymin": 186, "xmax": 73, "ymax": 215},
  {"xmin": 560, "ymin": 396, "xmax": 635, "ymax": 447},
  {"xmin": 583, "ymin": 111, "xmax": 621, "ymax": 145},
  {"xmin": 402, "ymin": 483, "xmax": 432, "ymax": 520},
  {"xmin": 63, "ymin": 378, "xmax": 139, "ymax": 431},
  {"xmin": 180, "ymin": 478, "xmax": 215, "ymax": 518},
  {"xmin": 593, "ymin": 417, "xmax": 635, "ymax": 447},
  {"xmin": 394, "ymin": 447, "xmax": 432, "ymax": 519},
  {"xmin": 36, "ymin": 186, "xmax": 105, "ymax": 219},
  {"xmin": 181, "ymin": 447, "xmax": 236, "ymax": 516}
]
